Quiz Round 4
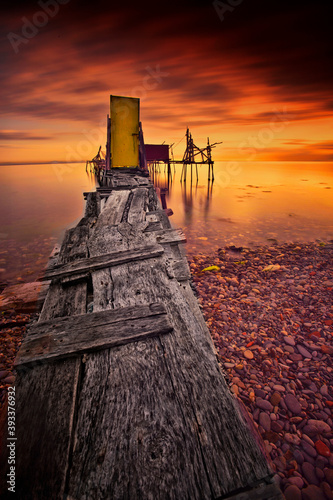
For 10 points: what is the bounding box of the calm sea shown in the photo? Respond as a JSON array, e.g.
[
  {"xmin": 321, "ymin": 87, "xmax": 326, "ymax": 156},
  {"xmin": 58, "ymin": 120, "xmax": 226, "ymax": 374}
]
[{"xmin": 0, "ymin": 161, "xmax": 332, "ymax": 286}]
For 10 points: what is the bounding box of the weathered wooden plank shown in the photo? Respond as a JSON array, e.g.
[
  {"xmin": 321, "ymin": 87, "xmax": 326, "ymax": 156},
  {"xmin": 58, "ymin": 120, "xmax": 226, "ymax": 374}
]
[
  {"xmin": 97, "ymin": 189, "xmax": 130, "ymax": 226},
  {"xmin": 84, "ymin": 191, "xmax": 101, "ymax": 218},
  {"xmin": 15, "ymin": 303, "xmax": 172, "ymax": 367},
  {"xmin": 96, "ymin": 187, "xmax": 112, "ymax": 195},
  {"xmin": 38, "ymin": 218, "xmax": 92, "ymax": 320},
  {"xmin": 88, "ymin": 224, "xmax": 127, "ymax": 256},
  {"xmin": 66, "ymin": 321, "xmax": 211, "ymax": 500},
  {"xmin": 27, "ymin": 301, "xmax": 167, "ymax": 337},
  {"xmin": 109, "ymin": 258, "xmax": 272, "ymax": 496},
  {"xmin": 39, "ymin": 245, "xmax": 164, "ymax": 282},
  {"xmin": 46, "ymin": 243, "xmax": 61, "ymax": 271},
  {"xmin": 154, "ymin": 228, "xmax": 187, "ymax": 245},
  {"xmin": 57, "ymin": 224, "xmax": 90, "ymax": 265},
  {"xmin": 147, "ymin": 185, "xmax": 159, "ymax": 212},
  {"xmin": 112, "ymin": 176, "xmax": 138, "ymax": 188},
  {"xmin": 60, "ymin": 272, "xmax": 90, "ymax": 286},
  {"xmin": 13, "ymin": 214, "xmax": 91, "ymax": 498},
  {"xmin": 65, "ymin": 256, "xmax": 272, "ymax": 499},
  {"xmin": 146, "ymin": 209, "xmax": 171, "ymax": 229},
  {"xmin": 14, "ymin": 355, "xmax": 81, "ymax": 499},
  {"xmin": 223, "ymin": 481, "xmax": 283, "ymax": 500},
  {"xmin": 127, "ymin": 187, "xmax": 148, "ymax": 224},
  {"xmin": 143, "ymin": 220, "xmax": 163, "ymax": 232},
  {"xmin": 171, "ymin": 258, "xmax": 191, "ymax": 281},
  {"xmin": 134, "ymin": 175, "xmax": 150, "ymax": 185},
  {"xmin": 39, "ymin": 282, "xmax": 87, "ymax": 321},
  {"xmin": 91, "ymin": 268, "xmax": 113, "ymax": 312}
]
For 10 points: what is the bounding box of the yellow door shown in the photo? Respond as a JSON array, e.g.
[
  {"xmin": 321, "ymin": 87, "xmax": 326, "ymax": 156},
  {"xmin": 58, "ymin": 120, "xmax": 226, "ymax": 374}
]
[{"xmin": 110, "ymin": 95, "xmax": 139, "ymax": 168}]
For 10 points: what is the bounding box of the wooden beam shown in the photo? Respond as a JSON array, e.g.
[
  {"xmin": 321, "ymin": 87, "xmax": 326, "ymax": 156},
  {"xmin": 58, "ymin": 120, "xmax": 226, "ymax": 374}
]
[
  {"xmin": 15, "ymin": 302, "xmax": 172, "ymax": 367},
  {"xmin": 38, "ymin": 245, "xmax": 164, "ymax": 282},
  {"xmin": 154, "ymin": 228, "xmax": 186, "ymax": 245}
]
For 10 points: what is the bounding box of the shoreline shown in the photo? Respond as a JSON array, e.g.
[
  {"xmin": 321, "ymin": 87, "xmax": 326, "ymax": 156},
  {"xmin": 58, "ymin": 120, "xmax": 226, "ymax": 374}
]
[
  {"xmin": 191, "ymin": 240, "xmax": 333, "ymax": 499},
  {"xmin": 1, "ymin": 240, "xmax": 332, "ymax": 498}
]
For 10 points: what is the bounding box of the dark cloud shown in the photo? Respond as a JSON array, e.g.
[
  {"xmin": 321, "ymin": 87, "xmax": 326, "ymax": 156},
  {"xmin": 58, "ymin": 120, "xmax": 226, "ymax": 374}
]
[
  {"xmin": 0, "ymin": 0, "xmax": 331, "ymax": 162},
  {"xmin": 0, "ymin": 130, "xmax": 52, "ymax": 140}
]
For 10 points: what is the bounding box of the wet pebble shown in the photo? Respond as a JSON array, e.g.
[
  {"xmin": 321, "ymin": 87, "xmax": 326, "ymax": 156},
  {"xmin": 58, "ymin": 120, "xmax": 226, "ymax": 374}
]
[
  {"xmin": 259, "ymin": 412, "xmax": 271, "ymax": 431},
  {"xmin": 190, "ymin": 242, "xmax": 333, "ymax": 496},
  {"xmin": 284, "ymin": 485, "xmax": 301, "ymax": 500},
  {"xmin": 301, "ymin": 485, "xmax": 326, "ymax": 500},
  {"xmin": 302, "ymin": 462, "xmax": 319, "ymax": 486},
  {"xmin": 284, "ymin": 394, "xmax": 302, "ymax": 415},
  {"xmin": 256, "ymin": 398, "xmax": 273, "ymax": 411}
]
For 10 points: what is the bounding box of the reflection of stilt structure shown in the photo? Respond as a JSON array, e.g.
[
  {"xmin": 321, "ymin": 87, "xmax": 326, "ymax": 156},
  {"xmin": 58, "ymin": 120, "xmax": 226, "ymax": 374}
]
[{"xmin": 172, "ymin": 128, "xmax": 221, "ymax": 184}]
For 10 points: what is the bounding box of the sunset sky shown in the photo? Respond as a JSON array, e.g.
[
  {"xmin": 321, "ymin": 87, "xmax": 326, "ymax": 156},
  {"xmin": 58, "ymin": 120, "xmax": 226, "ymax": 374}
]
[{"xmin": 1, "ymin": 0, "xmax": 332, "ymax": 165}]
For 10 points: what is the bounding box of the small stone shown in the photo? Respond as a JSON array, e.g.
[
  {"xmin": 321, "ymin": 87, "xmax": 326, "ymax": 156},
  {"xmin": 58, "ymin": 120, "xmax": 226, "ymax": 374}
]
[
  {"xmin": 293, "ymin": 449, "xmax": 304, "ymax": 465},
  {"xmin": 284, "ymin": 336, "xmax": 296, "ymax": 346},
  {"xmin": 323, "ymin": 280, "xmax": 333, "ymax": 287},
  {"xmin": 296, "ymin": 344, "xmax": 312, "ymax": 358},
  {"xmin": 2, "ymin": 375, "xmax": 15, "ymax": 384},
  {"xmin": 243, "ymin": 349, "xmax": 254, "ymax": 360},
  {"xmin": 0, "ymin": 370, "xmax": 9, "ymax": 380},
  {"xmin": 270, "ymin": 392, "xmax": 282, "ymax": 406},
  {"xmin": 263, "ymin": 430, "xmax": 280, "ymax": 444},
  {"xmin": 320, "ymin": 385, "xmax": 329, "ymax": 396},
  {"xmin": 259, "ymin": 412, "xmax": 271, "ymax": 431},
  {"xmin": 284, "ymin": 485, "xmax": 301, "ymax": 500},
  {"xmin": 325, "ymin": 469, "xmax": 333, "ymax": 487},
  {"xmin": 273, "ymin": 455, "xmax": 286, "ymax": 472},
  {"xmin": 321, "ymin": 345, "xmax": 333, "ymax": 355},
  {"xmin": 254, "ymin": 388, "xmax": 266, "ymax": 398},
  {"xmin": 256, "ymin": 398, "xmax": 273, "ymax": 411},
  {"xmin": 308, "ymin": 419, "xmax": 331, "ymax": 433},
  {"xmin": 303, "ymin": 424, "xmax": 319, "ymax": 437},
  {"xmin": 231, "ymin": 384, "xmax": 239, "ymax": 396},
  {"xmin": 316, "ymin": 456, "xmax": 328, "ymax": 469},
  {"xmin": 284, "ymin": 345, "xmax": 294, "ymax": 353},
  {"xmin": 322, "ymin": 482, "xmax": 333, "ymax": 500},
  {"xmin": 272, "ymin": 384, "xmax": 285, "ymax": 392},
  {"xmin": 287, "ymin": 476, "xmax": 303, "ymax": 488},
  {"xmin": 284, "ymin": 394, "xmax": 302, "ymax": 414},
  {"xmin": 285, "ymin": 433, "xmax": 301, "ymax": 445},
  {"xmin": 301, "ymin": 440, "xmax": 317, "ymax": 458},
  {"xmin": 271, "ymin": 421, "xmax": 283, "ymax": 433},
  {"xmin": 315, "ymin": 440, "xmax": 331, "ymax": 457},
  {"xmin": 302, "ymin": 462, "xmax": 319, "ymax": 486},
  {"xmin": 315, "ymin": 467, "xmax": 324, "ymax": 481},
  {"xmin": 290, "ymin": 353, "xmax": 303, "ymax": 362},
  {"xmin": 290, "ymin": 416, "xmax": 302, "ymax": 424},
  {"xmin": 301, "ymin": 485, "xmax": 326, "ymax": 500},
  {"xmin": 224, "ymin": 363, "xmax": 235, "ymax": 369}
]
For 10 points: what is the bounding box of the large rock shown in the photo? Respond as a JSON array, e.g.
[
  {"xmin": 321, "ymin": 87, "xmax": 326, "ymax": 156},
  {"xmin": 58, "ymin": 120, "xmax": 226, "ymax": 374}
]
[{"xmin": 0, "ymin": 281, "xmax": 50, "ymax": 313}]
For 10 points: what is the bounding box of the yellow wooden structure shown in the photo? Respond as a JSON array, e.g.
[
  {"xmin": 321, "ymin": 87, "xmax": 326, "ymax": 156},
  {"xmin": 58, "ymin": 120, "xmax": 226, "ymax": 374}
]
[{"xmin": 110, "ymin": 95, "xmax": 140, "ymax": 168}]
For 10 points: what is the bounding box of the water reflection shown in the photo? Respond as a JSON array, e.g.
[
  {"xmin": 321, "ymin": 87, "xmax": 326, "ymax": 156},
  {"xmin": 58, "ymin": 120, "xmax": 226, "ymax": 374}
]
[
  {"xmin": 151, "ymin": 161, "xmax": 333, "ymax": 254},
  {"xmin": 1, "ymin": 161, "xmax": 333, "ymax": 286}
]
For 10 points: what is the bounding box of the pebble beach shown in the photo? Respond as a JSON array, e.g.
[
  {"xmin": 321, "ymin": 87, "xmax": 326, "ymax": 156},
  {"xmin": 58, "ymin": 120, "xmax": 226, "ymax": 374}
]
[
  {"xmin": 191, "ymin": 241, "xmax": 333, "ymax": 500},
  {"xmin": 1, "ymin": 239, "xmax": 333, "ymax": 499}
]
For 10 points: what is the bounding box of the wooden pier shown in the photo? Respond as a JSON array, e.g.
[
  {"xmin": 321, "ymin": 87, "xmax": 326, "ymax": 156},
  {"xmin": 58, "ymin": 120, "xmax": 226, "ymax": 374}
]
[{"xmin": 7, "ymin": 171, "xmax": 282, "ymax": 499}]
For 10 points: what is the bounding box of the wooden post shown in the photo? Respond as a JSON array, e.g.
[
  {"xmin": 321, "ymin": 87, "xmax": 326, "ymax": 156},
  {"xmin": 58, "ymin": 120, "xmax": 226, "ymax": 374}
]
[{"xmin": 106, "ymin": 115, "xmax": 111, "ymax": 171}]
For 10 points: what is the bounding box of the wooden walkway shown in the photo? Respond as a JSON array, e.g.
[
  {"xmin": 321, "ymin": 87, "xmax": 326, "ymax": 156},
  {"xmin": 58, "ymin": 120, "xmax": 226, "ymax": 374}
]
[{"xmin": 11, "ymin": 172, "xmax": 282, "ymax": 499}]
